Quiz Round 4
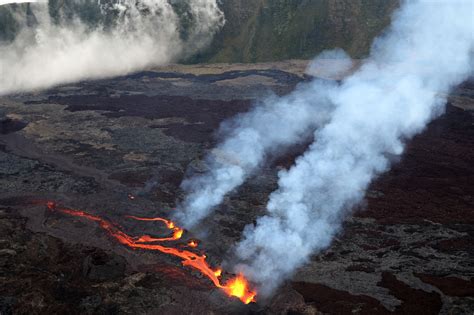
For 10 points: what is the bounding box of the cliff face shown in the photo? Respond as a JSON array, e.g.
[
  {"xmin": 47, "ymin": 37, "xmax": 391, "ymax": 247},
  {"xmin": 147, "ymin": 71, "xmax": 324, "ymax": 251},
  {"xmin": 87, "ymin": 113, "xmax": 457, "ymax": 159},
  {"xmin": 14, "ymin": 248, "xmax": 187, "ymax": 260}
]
[
  {"xmin": 0, "ymin": 0, "xmax": 399, "ymax": 63},
  {"xmin": 0, "ymin": 4, "xmax": 28, "ymax": 42},
  {"xmin": 193, "ymin": 0, "xmax": 399, "ymax": 62}
]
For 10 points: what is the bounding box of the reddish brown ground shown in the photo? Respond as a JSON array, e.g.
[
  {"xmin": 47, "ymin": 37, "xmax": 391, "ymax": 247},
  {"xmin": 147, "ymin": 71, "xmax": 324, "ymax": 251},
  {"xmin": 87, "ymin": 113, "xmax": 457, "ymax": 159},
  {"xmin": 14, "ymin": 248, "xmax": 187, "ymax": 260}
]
[{"xmin": 361, "ymin": 105, "xmax": 474, "ymax": 225}]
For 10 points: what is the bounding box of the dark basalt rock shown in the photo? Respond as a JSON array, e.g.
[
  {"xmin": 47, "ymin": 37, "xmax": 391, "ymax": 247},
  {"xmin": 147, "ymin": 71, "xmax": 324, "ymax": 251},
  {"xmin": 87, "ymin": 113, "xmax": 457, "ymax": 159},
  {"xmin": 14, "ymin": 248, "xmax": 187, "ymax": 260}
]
[
  {"xmin": 378, "ymin": 272, "xmax": 442, "ymax": 315},
  {"xmin": 82, "ymin": 250, "xmax": 126, "ymax": 281},
  {"xmin": 0, "ymin": 66, "xmax": 472, "ymax": 313},
  {"xmin": 292, "ymin": 281, "xmax": 389, "ymax": 314},
  {"xmin": 0, "ymin": 109, "xmax": 27, "ymax": 135},
  {"xmin": 415, "ymin": 273, "xmax": 474, "ymax": 297}
]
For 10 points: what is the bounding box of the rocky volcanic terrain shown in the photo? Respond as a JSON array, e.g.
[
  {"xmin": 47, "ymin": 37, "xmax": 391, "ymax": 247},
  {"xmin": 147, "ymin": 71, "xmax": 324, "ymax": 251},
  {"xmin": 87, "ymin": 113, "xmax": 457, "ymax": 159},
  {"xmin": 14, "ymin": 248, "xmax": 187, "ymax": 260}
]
[{"xmin": 0, "ymin": 62, "xmax": 473, "ymax": 314}]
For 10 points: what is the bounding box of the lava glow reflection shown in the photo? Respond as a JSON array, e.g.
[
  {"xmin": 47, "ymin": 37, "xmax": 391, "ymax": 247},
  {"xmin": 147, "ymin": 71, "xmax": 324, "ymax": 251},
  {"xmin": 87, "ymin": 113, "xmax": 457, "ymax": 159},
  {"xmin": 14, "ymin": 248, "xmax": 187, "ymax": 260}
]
[{"xmin": 44, "ymin": 201, "xmax": 256, "ymax": 304}]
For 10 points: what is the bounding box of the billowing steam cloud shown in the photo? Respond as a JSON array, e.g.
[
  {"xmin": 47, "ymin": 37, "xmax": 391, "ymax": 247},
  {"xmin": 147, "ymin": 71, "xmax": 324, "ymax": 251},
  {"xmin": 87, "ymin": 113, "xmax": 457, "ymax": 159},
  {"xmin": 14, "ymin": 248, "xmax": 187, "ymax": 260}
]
[
  {"xmin": 306, "ymin": 48, "xmax": 353, "ymax": 79},
  {"xmin": 175, "ymin": 0, "xmax": 473, "ymax": 296},
  {"xmin": 174, "ymin": 50, "xmax": 357, "ymax": 228},
  {"xmin": 175, "ymin": 78, "xmax": 338, "ymax": 228},
  {"xmin": 0, "ymin": 1, "xmax": 46, "ymax": 5},
  {"xmin": 234, "ymin": 0, "xmax": 473, "ymax": 295},
  {"xmin": 0, "ymin": 0, "xmax": 224, "ymax": 95}
]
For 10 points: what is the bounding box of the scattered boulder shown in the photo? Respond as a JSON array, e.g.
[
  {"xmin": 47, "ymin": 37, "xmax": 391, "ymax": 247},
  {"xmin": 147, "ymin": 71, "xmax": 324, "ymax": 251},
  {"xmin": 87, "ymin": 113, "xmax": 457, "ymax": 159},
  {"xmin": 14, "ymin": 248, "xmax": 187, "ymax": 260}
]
[
  {"xmin": 0, "ymin": 109, "xmax": 28, "ymax": 135},
  {"xmin": 82, "ymin": 250, "xmax": 126, "ymax": 281}
]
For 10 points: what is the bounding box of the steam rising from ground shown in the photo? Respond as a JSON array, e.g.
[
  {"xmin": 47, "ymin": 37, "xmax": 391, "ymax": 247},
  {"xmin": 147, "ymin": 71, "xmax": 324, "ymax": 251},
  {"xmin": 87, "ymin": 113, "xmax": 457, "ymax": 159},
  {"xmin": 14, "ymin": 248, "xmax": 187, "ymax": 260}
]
[
  {"xmin": 177, "ymin": 0, "xmax": 473, "ymax": 295},
  {"xmin": 175, "ymin": 79, "xmax": 337, "ymax": 228},
  {"xmin": 306, "ymin": 48, "xmax": 353, "ymax": 79},
  {"xmin": 0, "ymin": 1, "xmax": 45, "ymax": 5},
  {"xmin": 235, "ymin": 0, "xmax": 473, "ymax": 295},
  {"xmin": 0, "ymin": 0, "xmax": 224, "ymax": 95}
]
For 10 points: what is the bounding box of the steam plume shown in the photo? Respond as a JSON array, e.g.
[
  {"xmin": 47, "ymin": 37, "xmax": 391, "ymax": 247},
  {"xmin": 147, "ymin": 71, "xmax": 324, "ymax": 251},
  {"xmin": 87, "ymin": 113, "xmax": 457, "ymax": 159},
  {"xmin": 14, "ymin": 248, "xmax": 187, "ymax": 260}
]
[
  {"xmin": 175, "ymin": 78, "xmax": 338, "ymax": 228},
  {"xmin": 0, "ymin": 0, "xmax": 224, "ymax": 95},
  {"xmin": 234, "ymin": 0, "xmax": 473, "ymax": 295},
  {"xmin": 0, "ymin": 1, "xmax": 45, "ymax": 5}
]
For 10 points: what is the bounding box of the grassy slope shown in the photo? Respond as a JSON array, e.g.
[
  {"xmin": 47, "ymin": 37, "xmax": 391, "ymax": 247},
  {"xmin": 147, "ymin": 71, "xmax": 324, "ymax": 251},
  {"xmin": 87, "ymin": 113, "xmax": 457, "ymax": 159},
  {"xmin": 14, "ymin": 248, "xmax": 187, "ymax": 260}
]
[{"xmin": 194, "ymin": 0, "xmax": 399, "ymax": 63}]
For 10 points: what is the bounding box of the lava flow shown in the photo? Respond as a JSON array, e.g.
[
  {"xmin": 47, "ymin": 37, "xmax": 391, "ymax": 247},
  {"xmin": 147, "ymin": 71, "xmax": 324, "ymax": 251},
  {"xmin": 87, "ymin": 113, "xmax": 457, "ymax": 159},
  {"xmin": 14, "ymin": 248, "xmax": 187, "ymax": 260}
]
[{"xmin": 45, "ymin": 201, "xmax": 256, "ymax": 304}]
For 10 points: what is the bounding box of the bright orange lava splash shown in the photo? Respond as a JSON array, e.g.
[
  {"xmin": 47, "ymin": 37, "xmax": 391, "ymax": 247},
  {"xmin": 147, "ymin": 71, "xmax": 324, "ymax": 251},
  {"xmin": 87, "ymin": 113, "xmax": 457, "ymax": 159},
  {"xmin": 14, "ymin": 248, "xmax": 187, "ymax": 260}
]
[
  {"xmin": 187, "ymin": 239, "xmax": 199, "ymax": 248},
  {"xmin": 44, "ymin": 201, "xmax": 256, "ymax": 304}
]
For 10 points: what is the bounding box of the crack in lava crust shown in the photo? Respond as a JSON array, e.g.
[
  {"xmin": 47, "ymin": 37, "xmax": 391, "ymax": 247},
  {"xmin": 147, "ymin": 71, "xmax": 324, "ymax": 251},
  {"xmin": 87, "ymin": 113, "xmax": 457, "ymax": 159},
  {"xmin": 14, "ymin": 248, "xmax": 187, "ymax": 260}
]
[{"xmin": 43, "ymin": 201, "xmax": 257, "ymax": 304}]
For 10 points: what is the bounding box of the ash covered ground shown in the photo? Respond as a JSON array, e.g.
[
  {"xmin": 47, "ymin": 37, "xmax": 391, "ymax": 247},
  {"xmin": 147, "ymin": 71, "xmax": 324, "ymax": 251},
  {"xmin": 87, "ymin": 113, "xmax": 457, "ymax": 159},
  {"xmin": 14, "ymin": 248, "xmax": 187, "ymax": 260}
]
[{"xmin": 0, "ymin": 61, "xmax": 473, "ymax": 314}]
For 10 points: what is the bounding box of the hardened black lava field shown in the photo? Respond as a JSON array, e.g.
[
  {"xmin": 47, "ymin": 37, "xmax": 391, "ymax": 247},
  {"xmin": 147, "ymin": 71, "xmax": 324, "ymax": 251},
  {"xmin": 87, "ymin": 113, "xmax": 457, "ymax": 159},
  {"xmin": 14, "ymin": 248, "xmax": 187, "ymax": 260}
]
[{"xmin": 0, "ymin": 63, "xmax": 473, "ymax": 314}]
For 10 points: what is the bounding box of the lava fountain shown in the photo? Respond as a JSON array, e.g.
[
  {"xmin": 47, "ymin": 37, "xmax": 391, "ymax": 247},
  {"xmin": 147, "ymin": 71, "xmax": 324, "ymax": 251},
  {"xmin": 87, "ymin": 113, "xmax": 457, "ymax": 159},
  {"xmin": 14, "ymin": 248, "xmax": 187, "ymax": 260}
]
[{"xmin": 44, "ymin": 201, "xmax": 256, "ymax": 304}]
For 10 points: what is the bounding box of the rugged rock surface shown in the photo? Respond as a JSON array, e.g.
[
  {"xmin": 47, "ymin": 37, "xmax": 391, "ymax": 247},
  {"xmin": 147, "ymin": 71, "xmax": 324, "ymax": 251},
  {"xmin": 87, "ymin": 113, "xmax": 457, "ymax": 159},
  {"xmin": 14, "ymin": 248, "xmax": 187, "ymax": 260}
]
[
  {"xmin": 0, "ymin": 62, "xmax": 472, "ymax": 314},
  {"xmin": 199, "ymin": 0, "xmax": 398, "ymax": 62}
]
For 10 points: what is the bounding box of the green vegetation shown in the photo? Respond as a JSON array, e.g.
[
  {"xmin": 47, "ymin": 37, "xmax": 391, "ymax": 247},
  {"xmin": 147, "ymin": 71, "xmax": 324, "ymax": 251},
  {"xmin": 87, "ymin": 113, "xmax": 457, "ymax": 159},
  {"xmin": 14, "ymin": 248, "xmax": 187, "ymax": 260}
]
[{"xmin": 192, "ymin": 0, "xmax": 398, "ymax": 63}]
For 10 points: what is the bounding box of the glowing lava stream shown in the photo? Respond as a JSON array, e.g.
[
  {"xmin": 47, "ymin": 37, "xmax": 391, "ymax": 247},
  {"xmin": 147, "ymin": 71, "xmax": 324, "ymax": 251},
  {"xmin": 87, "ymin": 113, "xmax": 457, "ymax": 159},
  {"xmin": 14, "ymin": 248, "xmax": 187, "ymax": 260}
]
[{"xmin": 45, "ymin": 201, "xmax": 256, "ymax": 304}]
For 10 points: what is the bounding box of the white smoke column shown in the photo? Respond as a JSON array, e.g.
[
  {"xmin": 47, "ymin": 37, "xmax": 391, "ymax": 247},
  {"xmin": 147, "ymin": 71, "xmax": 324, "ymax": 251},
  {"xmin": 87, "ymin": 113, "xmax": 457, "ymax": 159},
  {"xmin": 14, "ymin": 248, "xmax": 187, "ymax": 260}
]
[
  {"xmin": 306, "ymin": 48, "xmax": 354, "ymax": 80},
  {"xmin": 0, "ymin": 0, "xmax": 224, "ymax": 95},
  {"xmin": 175, "ymin": 78, "xmax": 338, "ymax": 228},
  {"xmin": 175, "ymin": 49, "xmax": 353, "ymax": 229},
  {"xmin": 0, "ymin": 1, "xmax": 45, "ymax": 5},
  {"xmin": 235, "ymin": 0, "xmax": 474, "ymax": 295},
  {"xmin": 185, "ymin": 0, "xmax": 225, "ymax": 53}
]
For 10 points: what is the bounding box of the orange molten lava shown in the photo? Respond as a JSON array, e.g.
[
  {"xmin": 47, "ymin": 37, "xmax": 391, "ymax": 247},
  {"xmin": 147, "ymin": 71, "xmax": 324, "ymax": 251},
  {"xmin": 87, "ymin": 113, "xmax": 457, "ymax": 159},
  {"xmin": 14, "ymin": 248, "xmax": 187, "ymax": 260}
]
[
  {"xmin": 187, "ymin": 239, "xmax": 199, "ymax": 248},
  {"xmin": 224, "ymin": 274, "xmax": 257, "ymax": 305},
  {"xmin": 126, "ymin": 215, "xmax": 175, "ymax": 229},
  {"xmin": 45, "ymin": 201, "xmax": 256, "ymax": 304}
]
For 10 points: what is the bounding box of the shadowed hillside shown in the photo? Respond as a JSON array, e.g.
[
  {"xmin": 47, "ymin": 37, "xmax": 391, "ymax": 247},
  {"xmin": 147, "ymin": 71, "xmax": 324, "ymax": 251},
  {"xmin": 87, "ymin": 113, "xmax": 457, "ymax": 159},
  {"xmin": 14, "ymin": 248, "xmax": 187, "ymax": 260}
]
[
  {"xmin": 193, "ymin": 0, "xmax": 399, "ymax": 62},
  {"xmin": 0, "ymin": 0, "xmax": 399, "ymax": 63}
]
